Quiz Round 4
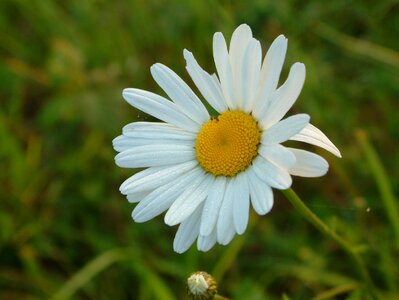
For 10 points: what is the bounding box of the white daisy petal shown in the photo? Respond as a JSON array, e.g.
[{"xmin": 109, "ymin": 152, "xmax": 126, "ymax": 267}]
[
  {"xmin": 120, "ymin": 166, "xmax": 163, "ymax": 194},
  {"xmin": 228, "ymin": 24, "xmax": 253, "ymax": 108},
  {"xmin": 197, "ymin": 227, "xmax": 217, "ymax": 252},
  {"xmin": 115, "ymin": 144, "xmax": 195, "ymax": 168},
  {"xmin": 150, "ymin": 63, "xmax": 209, "ymax": 124},
  {"xmin": 217, "ymin": 178, "xmax": 235, "ymax": 244},
  {"xmin": 241, "ymin": 39, "xmax": 262, "ymax": 112},
  {"xmin": 113, "ymin": 134, "xmax": 194, "ymax": 153},
  {"xmin": 229, "ymin": 24, "xmax": 253, "ymax": 70},
  {"xmin": 113, "ymin": 135, "xmax": 139, "ymax": 153},
  {"xmin": 126, "ymin": 191, "xmax": 150, "ymax": 203},
  {"xmin": 165, "ymin": 173, "xmax": 213, "ymax": 226},
  {"xmin": 233, "ymin": 173, "xmax": 250, "ymax": 235},
  {"xmin": 132, "ymin": 167, "xmax": 201, "ymax": 222},
  {"xmin": 183, "ymin": 49, "xmax": 227, "ymax": 113},
  {"xmin": 173, "ymin": 204, "xmax": 203, "ymax": 253},
  {"xmin": 290, "ymin": 123, "xmax": 342, "ymax": 157},
  {"xmin": 287, "ymin": 148, "xmax": 329, "ymax": 177},
  {"xmin": 120, "ymin": 161, "xmax": 197, "ymax": 195},
  {"xmin": 213, "ymin": 32, "xmax": 235, "ymax": 108},
  {"xmin": 253, "ymin": 35, "xmax": 287, "ymax": 119},
  {"xmin": 261, "ymin": 63, "xmax": 306, "ymax": 128},
  {"xmin": 116, "ymin": 122, "xmax": 196, "ymax": 154},
  {"xmin": 247, "ymin": 167, "xmax": 274, "ymax": 215},
  {"xmin": 132, "ymin": 183, "xmax": 182, "ymax": 223},
  {"xmin": 261, "ymin": 114, "xmax": 310, "ymax": 144},
  {"xmin": 123, "ymin": 122, "xmax": 196, "ymax": 140},
  {"xmin": 258, "ymin": 144, "xmax": 296, "ymax": 169},
  {"xmin": 252, "ymin": 156, "xmax": 292, "ymax": 190},
  {"xmin": 200, "ymin": 176, "xmax": 227, "ymax": 236},
  {"xmin": 219, "ymin": 220, "xmax": 236, "ymax": 246},
  {"xmin": 123, "ymin": 88, "xmax": 200, "ymax": 132}
]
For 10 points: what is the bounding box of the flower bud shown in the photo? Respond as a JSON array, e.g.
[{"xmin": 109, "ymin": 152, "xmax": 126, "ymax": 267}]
[{"xmin": 187, "ymin": 271, "xmax": 217, "ymax": 300}]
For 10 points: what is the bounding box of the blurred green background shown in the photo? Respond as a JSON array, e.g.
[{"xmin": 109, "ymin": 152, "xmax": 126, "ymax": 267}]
[{"xmin": 1, "ymin": 0, "xmax": 398, "ymax": 299}]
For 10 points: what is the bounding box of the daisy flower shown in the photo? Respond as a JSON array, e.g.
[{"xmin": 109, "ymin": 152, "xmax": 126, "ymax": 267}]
[{"xmin": 113, "ymin": 24, "xmax": 341, "ymax": 253}]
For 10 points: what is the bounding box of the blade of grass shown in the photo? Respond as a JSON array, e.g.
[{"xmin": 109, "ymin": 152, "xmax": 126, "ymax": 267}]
[
  {"xmin": 313, "ymin": 284, "xmax": 358, "ymax": 300},
  {"xmin": 315, "ymin": 22, "xmax": 399, "ymax": 69},
  {"xmin": 355, "ymin": 130, "xmax": 399, "ymax": 249},
  {"xmin": 50, "ymin": 248, "xmax": 128, "ymax": 300},
  {"xmin": 128, "ymin": 258, "xmax": 176, "ymax": 300},
  {"xmin": 50, "ymin": 248, "xmax": 175, "ymax": 300}
]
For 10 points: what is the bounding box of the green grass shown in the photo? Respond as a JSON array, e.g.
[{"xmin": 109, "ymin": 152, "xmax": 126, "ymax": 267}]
[{"xmin": 1, "ymin": 0, "xmax": 399, "ymax": 299}]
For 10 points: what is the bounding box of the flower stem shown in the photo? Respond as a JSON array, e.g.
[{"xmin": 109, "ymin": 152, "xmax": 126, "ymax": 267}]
[{"xmin": 281, "ymin": 188, "xmax": 378, "ymax": 300}]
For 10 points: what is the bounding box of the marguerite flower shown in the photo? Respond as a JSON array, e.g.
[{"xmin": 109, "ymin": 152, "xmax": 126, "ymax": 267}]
[{"xmin": 113, "ymin": 24, "xmax": 341, "ymax": 253}]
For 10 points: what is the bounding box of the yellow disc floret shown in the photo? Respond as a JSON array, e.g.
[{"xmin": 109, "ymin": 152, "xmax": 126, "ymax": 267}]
[{"xmin": 195, "ymin": 110, "xmax": 261, "ymax": 177}]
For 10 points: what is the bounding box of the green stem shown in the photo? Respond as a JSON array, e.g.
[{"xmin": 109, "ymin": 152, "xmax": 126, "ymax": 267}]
[{"xmin": 282, "ymin": 188, "xmax": 378, "ymax": 300}]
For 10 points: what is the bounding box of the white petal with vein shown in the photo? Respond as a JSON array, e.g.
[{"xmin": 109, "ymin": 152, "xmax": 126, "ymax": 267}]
[
  {"xmin": 260, "ymin": 63, "xmax": 306, "ymax": 128},
  {"xmin": 247, "ymin": 167, "xmax": 274, "ymax": 215},
  {"xmin": 113, "ymin": 134, "xmax": 194, "ymax": 153},
  {"xmin": 198, "ymin": 227, "xmax": 217, "ymax": 252},
  {"xmin": 132, "ymin": 167, "xmax": 201, "ymax": 222},
  {"xmin": 288, "ymin": 148, "xmax": 329, "ymax": 177},
  {"xmin": 120, "ymin": 161, "xmax": 197, "ymax": 195},
  {"xmin": 241, "ymin": 39, "xmax": 262, "ymax": 112},
  {"xmin": 200, "ymin": 176, "xmax": 227, "ymax": 236},
  {"xmin": 165, "ymin": 173, "xmax": 212, "ymax": 226},
  {"xmin": 173, "ymin": 204, "xmax": 203, "ymax": 253},
  {"xmin": 213, "ymin": 32, "xmax": 235, "ymax": 108},
  {"xmin": 126, "ymin": 191, "xmax": 149, "ymax": 203},
  {"xmin": 290, "ymin": 123, "xmax": 342, "ymax": 157},
  {"xmin": 115, "ymin": 144, "xmax": 195, "ymax": 168},
  {"xmin": 253, "ymin": 35, "xmax": 287, "ymax": 119},
  {"xmin": 233, "ymin": 173, "xmax": 250, "ymax": 235},
  {"xmin": 183, "ymin": 49, "xmax": 227, "ymax": 113},
  {"xmin": 261, "ymin": 114, "xmax": 310, "ymax": 145},
  {"xmin": 123, "ymin": 88, "xmax": 200, "ymax": 132},
  {"xmin": 150, "ymin": 63, "xmax": 209, "ymax": 124},
  {"xmin": 258, "ymin": 144, "xmax": 296, "ymax": 169},
  {"xmin": 229, "ymin": 24, "xmax": 253, "ymax": 108},
  {"xmin": 252, "ymin": 156, "xmax": 292, "ymax": 189},
  {"xmin": 217, "ymin": 178, "xmax": 235, "ymax": 244}
]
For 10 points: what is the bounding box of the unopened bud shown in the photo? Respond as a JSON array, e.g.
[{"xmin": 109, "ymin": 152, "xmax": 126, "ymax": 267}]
[{"xmin": 187, "ymin": 271, "xmax": 217, "ymax": 300}]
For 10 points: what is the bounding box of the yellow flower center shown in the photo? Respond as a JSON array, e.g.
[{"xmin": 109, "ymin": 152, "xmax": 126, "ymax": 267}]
[{"xmin": 195, "ymin": 110, "xmax": 261, "ymax": 177}]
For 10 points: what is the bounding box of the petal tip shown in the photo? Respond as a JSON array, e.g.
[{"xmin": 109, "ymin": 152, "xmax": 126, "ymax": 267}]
[
  {"xmin": 149, "ymin": 64, "xmax": 157, "ymax": 72},
  {"xmin": 164, "ymin": 213, "xmax": 177, "ymax": 227},
  {"xmin": 213, "ymin": 31, "xmax": 224, "ymax": 41},
  {"xmin": 274, "ymin": 34, "xmax": 288, "ymax": 46},
  {"xmin": 122, "ymin": 88, "xmax": 134, "ymax": 101},
  {"xmin": 276, "ymin": 34, "xmax": 287, "ymax": 40},
  {"xmin": 292, "ymin": 62, "xmax": 306, "ymax": 74}
]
